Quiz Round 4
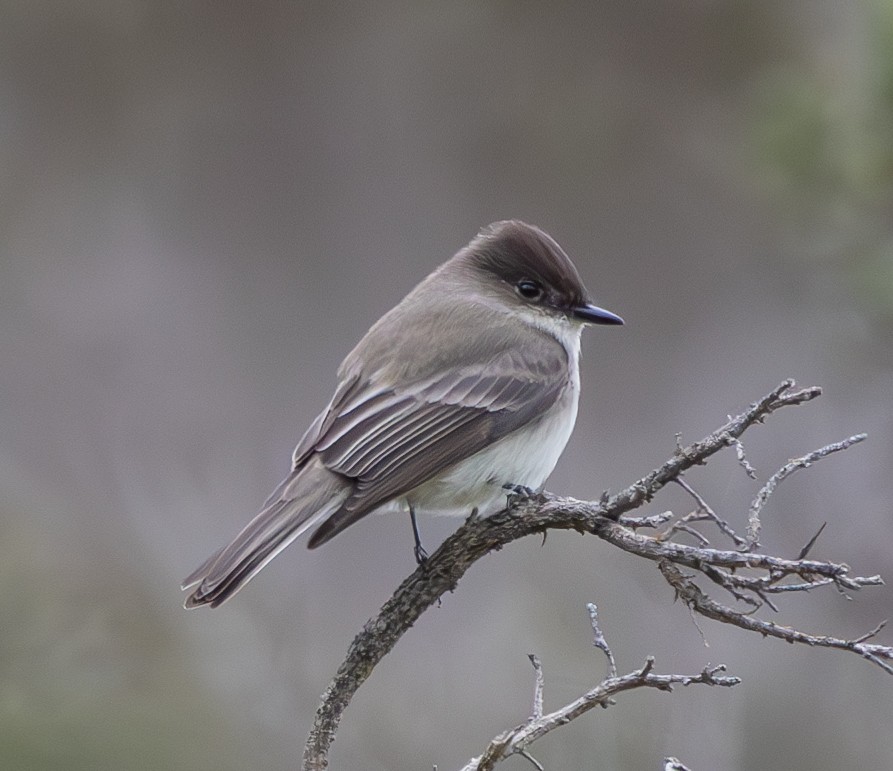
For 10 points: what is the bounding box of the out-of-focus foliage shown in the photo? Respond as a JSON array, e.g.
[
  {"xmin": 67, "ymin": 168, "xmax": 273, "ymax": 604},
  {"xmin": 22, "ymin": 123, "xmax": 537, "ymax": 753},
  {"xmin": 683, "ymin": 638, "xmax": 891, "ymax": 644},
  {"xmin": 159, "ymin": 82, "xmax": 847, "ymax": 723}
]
[
  {"xmin": 0, "ymin": 512, "xmax": 272, "ymax": 770},
  {"xmin": 751, "ymin": 0, "xmax": 893, "ymax": 320}
]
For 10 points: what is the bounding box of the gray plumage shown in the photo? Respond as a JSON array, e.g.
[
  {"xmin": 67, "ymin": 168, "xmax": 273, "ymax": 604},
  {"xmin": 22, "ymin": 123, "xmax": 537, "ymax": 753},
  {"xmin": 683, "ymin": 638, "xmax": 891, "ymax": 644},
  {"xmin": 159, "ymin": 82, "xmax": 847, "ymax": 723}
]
[{"xmin": 182, "ymin": 220, "xmax": 622, "ymax": 608}]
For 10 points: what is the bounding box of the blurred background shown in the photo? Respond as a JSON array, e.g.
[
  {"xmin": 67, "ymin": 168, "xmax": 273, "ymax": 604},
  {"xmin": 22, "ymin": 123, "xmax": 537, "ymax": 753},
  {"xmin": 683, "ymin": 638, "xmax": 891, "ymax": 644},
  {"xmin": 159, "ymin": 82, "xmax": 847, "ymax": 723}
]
[{"xmin": 2, "ymin": 2, "xmax": 892, "ymax": 769}]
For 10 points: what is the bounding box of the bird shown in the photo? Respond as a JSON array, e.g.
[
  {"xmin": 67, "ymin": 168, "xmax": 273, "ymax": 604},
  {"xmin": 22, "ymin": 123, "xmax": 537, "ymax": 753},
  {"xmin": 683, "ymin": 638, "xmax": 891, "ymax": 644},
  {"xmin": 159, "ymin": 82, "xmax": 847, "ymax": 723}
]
[{"xmin": 182, "ymin": 220, "xmax": 623, "ymax": 608}]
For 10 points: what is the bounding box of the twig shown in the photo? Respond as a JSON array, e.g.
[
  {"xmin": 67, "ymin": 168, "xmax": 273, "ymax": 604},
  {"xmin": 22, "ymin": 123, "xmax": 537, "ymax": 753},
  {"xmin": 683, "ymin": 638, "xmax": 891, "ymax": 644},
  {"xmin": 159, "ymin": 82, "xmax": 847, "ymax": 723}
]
[
  {"xmin": 730, "ymin": 436, "xmax": 758, "ymax": 479},
  {"xmin": 745, "ymin": 434, "xmax": 867, "ymax": 549},
  {"xmin": 598, "ymin": 380, "xmax": 821, "ymax": 522},
  {"xmin": 461, "ymin": 658, "xmax": 739, "ymax": 771},
  {"xmin": 664, "ymin": 758, "xmax": 693, "ymax": 771},
  {"xmin": 518, "ymin": 750, "xmax": 544, "ymax": 771},
  {"xmin": 588, "ymin": 602, "xmax": 617, "ymax": 679},
  {"xmin": 528, "ymin": 655, "xmax": 544, "ymax": 721},
  {"xmin": 619, "ymin": 511, "xmax": 674, "ymax": 529},
  {"xmin": 671, "ymin": 477, "xmax": 746, "ymax": 548},
  {"xmin": 659, "ymin": 562, "xmax": 893, "ymax": 675},
  {"xmin": 797, "ymin": 522, "xmax": 828, "ymax": 560}
]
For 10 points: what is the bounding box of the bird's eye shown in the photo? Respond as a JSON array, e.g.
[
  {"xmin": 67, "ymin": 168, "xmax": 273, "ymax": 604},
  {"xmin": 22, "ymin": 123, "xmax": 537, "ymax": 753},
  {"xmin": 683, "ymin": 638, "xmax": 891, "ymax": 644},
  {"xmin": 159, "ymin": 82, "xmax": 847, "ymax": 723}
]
[{"xmin": 515, "ymin": 279, "xmax": 543, "ymax": 300}]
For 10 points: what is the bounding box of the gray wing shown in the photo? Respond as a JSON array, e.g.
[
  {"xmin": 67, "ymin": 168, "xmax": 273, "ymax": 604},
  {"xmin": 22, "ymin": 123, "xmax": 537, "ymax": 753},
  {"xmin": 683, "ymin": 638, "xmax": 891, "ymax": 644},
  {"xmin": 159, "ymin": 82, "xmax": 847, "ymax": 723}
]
[{"xmin": 304, "ymin": 341, "xmax": 569, "ymax": 547}]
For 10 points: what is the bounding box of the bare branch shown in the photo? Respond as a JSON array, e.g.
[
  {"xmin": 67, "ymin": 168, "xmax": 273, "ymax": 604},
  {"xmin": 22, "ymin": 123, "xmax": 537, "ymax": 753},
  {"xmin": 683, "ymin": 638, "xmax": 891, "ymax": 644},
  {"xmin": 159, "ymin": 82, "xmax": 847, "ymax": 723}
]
[
  {"xmin": 527, "ymin": 655, "xmax": 544, "ymax": 721},
  {"xmin": 672, "ymin": 477, "xmax": 746, "ymax": 548},
  {"xmin": 461, "ymin": 657, "xmax": 739, "ymax": 771},
  {"xmin": 518, "ymin": 750, "xmax": 544, "ymax": 771},
  {"xmin": 797, "ymin": 521, "xmax": 828, "ymax": 560},
  {"xmin": 852, "ymin": 620, "xmax": 888, "ymax": 644},
  {"xmin": 745, "ymin": 433, "xmax": 868, "ymax": 549},
  {"xmin": 301, "ymin": 381, "xmax": 884, "ymax": 770},
  {"xmin": 730, "ymin": 436, "xmax": 758, "ymax": 479},
  {"xmin": 659, "ymin": 562, "xmax": 893, "ymax": 675},
  {"xmin": 664, "ymin": 758, "xmax": 693, "ymax": 771},
  {"xmin": 619, "ymin": 510, "xmax": 674, "ymax": 529},
  {"xmin": 588, "ymin": 602, "xmax": 617, "ymax": 679},
  {"xmin": 598, "ymin": 380, "xmax": 822, "ymax": 522}
]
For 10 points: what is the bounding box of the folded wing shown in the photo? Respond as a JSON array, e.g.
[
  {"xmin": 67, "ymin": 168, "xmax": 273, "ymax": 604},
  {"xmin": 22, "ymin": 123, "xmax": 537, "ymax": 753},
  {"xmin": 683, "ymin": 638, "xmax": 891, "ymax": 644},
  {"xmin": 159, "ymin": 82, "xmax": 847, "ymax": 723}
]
[{"xmin": 306, "ymin": 340, "xmax": 568, "ymax": 546}]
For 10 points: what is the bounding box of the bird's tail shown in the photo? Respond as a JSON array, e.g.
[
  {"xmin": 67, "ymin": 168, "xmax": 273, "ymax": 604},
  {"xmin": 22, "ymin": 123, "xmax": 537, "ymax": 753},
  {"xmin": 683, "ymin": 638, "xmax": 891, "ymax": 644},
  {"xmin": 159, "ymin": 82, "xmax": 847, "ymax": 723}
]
[{"xmin": 182, "ymin": 458, "xmax": 349, "ymax": 608}]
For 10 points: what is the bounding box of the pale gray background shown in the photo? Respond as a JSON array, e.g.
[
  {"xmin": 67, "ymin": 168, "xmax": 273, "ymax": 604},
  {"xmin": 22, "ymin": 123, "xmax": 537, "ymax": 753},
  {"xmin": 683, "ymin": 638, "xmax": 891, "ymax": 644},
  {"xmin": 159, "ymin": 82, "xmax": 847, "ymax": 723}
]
[{"xmin": 2, "ymin": 3, "xmax": 892, "ymax": 769}]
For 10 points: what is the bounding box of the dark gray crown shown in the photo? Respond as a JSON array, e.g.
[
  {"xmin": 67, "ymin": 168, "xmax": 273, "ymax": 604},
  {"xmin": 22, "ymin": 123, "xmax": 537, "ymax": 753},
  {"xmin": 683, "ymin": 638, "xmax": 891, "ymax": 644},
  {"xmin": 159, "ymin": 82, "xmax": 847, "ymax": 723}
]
[{"xmin": 461, "ymin": 220, "xmax": 590, "ymax": 308}]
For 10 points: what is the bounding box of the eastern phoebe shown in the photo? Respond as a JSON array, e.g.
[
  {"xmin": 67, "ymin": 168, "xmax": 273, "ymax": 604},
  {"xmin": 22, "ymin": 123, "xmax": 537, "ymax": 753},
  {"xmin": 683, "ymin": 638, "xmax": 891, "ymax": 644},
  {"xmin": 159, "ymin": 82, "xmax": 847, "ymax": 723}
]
[{"xmin": 182, "ymin": 220, "xmax": 622, "ymax": 608}]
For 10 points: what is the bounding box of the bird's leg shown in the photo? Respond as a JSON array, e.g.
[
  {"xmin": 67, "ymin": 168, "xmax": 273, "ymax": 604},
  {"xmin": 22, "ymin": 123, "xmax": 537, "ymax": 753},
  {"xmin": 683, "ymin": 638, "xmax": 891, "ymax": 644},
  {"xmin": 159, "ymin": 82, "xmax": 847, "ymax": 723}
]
[{"xmin": 409, "ymin": 504, "xmax": 429, "ymax": 565}]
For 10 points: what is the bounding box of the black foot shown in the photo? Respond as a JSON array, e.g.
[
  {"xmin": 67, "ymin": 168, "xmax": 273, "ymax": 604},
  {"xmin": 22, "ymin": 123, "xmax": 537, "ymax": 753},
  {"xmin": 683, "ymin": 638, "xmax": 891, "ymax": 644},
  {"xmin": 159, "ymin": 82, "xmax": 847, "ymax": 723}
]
[
  {"xmin": 409, "ymin": 505, "xmax": 428, "ymax": 565},
  {"xmin": 502, "ymin": 483, "xmax": 536, "ymax": 497}
]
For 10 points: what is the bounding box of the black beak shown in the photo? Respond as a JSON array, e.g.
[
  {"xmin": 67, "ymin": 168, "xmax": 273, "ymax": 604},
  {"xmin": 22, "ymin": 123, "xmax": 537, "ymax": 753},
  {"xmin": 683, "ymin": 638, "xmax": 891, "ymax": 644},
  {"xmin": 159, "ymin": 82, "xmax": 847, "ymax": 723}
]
[{"xmin": 573, "ymin": 302, "xmax": 624, "ymax": 325}]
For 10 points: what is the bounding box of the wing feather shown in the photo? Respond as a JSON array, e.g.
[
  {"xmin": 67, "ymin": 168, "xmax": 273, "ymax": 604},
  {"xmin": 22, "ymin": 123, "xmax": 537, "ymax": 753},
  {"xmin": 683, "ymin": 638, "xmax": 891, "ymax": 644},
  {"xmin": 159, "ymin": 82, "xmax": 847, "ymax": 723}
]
[{"xmin": 331, "ymin": 405, "xmax": 467, "ymax": 478}]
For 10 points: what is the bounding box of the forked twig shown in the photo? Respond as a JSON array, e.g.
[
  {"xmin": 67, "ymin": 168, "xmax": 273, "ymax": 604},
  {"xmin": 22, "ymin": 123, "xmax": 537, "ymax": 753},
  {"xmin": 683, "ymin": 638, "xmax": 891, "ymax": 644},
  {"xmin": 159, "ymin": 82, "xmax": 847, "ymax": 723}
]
[
  {"xmin": 461, "ymin": 606, "xmax": 737, "ymax": 771},
  {"xmin": 745, "ymin": 434, "xmax": 867, "ymax": 549}
]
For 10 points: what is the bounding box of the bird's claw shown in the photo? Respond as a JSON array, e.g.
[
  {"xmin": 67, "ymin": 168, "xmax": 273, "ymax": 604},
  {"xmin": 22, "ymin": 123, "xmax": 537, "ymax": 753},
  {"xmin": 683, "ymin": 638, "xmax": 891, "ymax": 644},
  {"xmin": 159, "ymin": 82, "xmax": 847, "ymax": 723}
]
[{"xmin": 502, "ymin": 483, "xmax": 536, "ymax": 497}]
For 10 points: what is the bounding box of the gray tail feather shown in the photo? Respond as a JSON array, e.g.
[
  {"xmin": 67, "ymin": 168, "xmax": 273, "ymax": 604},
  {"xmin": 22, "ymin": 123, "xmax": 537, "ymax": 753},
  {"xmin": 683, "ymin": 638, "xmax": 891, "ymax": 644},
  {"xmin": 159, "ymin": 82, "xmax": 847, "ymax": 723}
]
[{"xmin": 182, "ymin": 461, "xmax": 348, "ymax": 609}]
